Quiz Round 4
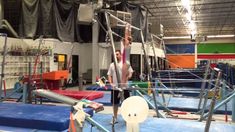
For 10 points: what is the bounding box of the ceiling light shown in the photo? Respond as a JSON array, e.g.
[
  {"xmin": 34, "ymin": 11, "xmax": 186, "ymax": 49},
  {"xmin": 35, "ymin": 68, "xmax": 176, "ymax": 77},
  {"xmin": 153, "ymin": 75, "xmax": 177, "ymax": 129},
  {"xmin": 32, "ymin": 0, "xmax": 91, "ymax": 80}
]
[
  {"xmin": 185, "ymin": 13, "xmax": 191, "ymax": 21},
  {"xmin": 207, "ymin": 35, "xmax": 235, "ymax": 38},
  {"xmin": 187, "ymin": 10, "xmax": 192, "ymax": 16},
  {"xmin": 189, "ymin": 22, "xmax": 196, "ymax": 30},
  {"xmin": 181, "ymin": 0, "xmax": 191, "ymax": 11},
  {"xmin": 163, "ymin": 36, "xmax": 190, "ymax": 39},
  {"xmin": 163, "ymin": 34, "xmax": 235, "ymax": 40},
  {"xmin": 181, "ymin": 0, "xmax": 196, "ymax": 36},
  {"xmin": 191, "ymin": 30, "xmax": 197, "ymax": 35}
]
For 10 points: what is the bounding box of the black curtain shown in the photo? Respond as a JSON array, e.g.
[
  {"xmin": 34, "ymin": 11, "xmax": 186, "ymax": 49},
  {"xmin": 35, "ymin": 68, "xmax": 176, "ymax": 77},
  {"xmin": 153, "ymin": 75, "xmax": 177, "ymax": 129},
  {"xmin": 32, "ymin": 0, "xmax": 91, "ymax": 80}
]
[
  {"xmin": 37, "ymin": 0, "xmax": 55, "ymax": 38},
  {"xmin": 18, "ymin": 1, "xmax": 148, "ymax": 43},
  {"xmin": 97, "ymin": 12, "xmax": 107, "ymax": 43},
  {"xmin": 4, "ymin": 0, "xmax": 22, "ymax": 36},
  {"xmin": 19, "ymin": 0, "xmax": 39, "ymax": 38},
  {"xmin": 53, "ymin": 0, "xmax": 75, "ymax": 42},
  {"xmin": 77, "ymin": 24, "xmax": 92, "ymax": 43},
  {"xmin": 19, "ymin": 0, "xmax": 82, "ymax": 42}
]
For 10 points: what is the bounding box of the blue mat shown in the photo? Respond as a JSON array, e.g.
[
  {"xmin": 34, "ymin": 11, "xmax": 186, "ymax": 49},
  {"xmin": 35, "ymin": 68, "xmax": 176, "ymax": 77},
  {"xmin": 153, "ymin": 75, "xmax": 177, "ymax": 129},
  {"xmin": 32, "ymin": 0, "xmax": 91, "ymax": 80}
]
[
  {"xmin": 94, "ymin": 92, "xmax": 233, "ymax": 114},
  {"xmin": 84, "ymin": 113, "xmax": 235, "ymax": 132},
  {"xmin": 86, "ymin": 84, "xmax": 112, "ymax": 91},
  {"xmin": 86, "ymin": 85, "xmax": 201, "ymax": 97},
  {"xmin": 0, "ymin": 103, "xmax": 93, "ymax": 131},
  {"xmin": 0, "ymin": 125, "xmax": 67, "ymax": 132},
  {"xmin": 1, "ymin": 89, "xmax": 22, "ymax": 99}
]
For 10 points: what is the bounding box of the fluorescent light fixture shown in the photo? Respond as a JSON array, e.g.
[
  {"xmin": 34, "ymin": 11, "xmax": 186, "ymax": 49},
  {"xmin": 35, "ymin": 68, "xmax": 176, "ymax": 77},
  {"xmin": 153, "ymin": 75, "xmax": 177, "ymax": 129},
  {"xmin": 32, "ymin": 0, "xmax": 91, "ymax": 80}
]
[
  {"xmin": 164, "ymin": 34, "xmax": 235, "ymax": 40},
  {"xmin": 189, "ymin": 22, "xmax": 196, "ymax": 30},
  {"xmin": 207, "ymin": 35, "xmax": 235, "ymax": 38},
  {"xmin": 185, "ymin": 13, "xmax": 191, "ymax": 21},
  {"xmin": 163, "ymin": 36, "xmax": 190, "ymax": 39},
  {"xmin": 187, "ymin": 10, "xmax": 192, "ymax": 16},
  {"xmin": 181, "ymin": 0, "xmax": 196, "ymax": 36},
  {"xmin": 181, "ymin": 0, "xmax": 191, "ymax": 10},
  {"xmin": 191, "ymin": 30, "xmax": 197, "ymax": 35}
]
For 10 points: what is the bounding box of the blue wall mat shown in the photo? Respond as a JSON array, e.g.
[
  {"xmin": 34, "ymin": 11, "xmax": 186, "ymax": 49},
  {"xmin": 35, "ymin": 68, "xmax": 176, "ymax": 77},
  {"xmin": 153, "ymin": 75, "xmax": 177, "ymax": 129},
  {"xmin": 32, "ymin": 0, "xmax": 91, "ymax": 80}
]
[
  {"xmin": 166, "ymin": 44, "xmax": 195, "ymax": 54},
  {"xmin": 0, "ymin": 103, "xmax": 93, "ymax": 131}
]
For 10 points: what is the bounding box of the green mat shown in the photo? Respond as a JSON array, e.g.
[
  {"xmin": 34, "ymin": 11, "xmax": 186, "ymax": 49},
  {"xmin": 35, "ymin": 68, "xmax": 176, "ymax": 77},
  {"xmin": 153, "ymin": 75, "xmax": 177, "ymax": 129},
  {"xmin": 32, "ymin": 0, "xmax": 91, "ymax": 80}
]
[{"xmin": 130, "ymin": 81, "xmax": 149, "ymax": 88}]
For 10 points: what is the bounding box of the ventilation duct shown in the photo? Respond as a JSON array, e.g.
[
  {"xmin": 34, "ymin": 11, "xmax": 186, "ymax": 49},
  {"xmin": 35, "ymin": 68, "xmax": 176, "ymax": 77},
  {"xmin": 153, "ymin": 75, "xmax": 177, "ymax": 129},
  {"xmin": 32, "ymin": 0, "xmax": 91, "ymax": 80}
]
[{"xmin": 77, "ymin": 4, "xmax": 93, "ymax": 24}]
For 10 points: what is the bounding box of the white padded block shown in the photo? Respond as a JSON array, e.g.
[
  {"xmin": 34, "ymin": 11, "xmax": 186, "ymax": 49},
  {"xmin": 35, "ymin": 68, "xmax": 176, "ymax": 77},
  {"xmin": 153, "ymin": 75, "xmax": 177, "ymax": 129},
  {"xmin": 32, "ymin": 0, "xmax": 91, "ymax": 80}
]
[{"xmin": 77, "ymin": 4, "xmax": 93, "ymax": 24}]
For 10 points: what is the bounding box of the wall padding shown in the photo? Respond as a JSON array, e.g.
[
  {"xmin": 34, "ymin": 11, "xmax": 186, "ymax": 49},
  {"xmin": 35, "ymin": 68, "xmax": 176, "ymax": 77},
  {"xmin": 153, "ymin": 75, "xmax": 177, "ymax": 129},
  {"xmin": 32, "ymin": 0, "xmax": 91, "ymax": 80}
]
[{"xmin": 166, "ymin": 55, "xmax": 195, "ymax": 69}]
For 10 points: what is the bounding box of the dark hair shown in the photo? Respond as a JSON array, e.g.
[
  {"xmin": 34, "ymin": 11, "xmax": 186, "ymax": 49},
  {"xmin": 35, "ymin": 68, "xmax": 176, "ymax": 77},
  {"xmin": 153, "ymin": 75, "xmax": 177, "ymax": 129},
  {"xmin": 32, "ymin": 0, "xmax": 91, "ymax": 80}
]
[
  {"xmin": 111, "ymin": 50, "xmax": 121, "ymax": 62},
  {"xmin": 115, "ymin": 50, "xmax": 121, "ymax": 53}
]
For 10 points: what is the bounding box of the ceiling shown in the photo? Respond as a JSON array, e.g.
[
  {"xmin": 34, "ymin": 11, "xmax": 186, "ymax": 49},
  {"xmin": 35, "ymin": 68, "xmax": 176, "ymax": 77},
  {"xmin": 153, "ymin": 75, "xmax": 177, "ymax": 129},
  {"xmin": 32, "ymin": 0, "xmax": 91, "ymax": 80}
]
[
  {"xmin": 107, "ymin": 0, "xmax": 235, "ymax": 37},
  {"xmin": 3, "ymin": 0, "xmax": 235, "ymax": 38}
]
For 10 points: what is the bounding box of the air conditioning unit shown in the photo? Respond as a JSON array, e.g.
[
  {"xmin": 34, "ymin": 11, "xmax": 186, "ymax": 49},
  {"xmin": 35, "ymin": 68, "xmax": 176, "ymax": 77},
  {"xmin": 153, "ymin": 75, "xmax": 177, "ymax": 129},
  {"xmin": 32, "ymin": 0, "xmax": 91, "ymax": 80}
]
[
  {"xmin": 77, "ymin": 0, "xmax": 103, "ymax": 25},
  {"xmin": 77, "ymin": 4, "xmax": 94, "ymax": 25}
]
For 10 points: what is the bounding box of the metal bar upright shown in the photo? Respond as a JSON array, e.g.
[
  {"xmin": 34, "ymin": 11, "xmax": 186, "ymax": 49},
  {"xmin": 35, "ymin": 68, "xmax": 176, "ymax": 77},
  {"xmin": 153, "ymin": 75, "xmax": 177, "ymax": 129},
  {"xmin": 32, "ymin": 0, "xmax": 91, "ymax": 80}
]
[
  {"xmin": 140, "ymin": 31, "xmax": 160, "ymax": 118},
  {"xmin": 198, "ymin": 91, "xmax": 208, "ymax": 121},
  {"xmin": 204, "ymin": 69, "xmax": 222, "ymax": 132},
  {"xmin": 198, "ymin": 61, "xmax": 210, "ymax": 110},
  {"xmin": 150, "ymin": 34, "xmax": 169, "ymax": 104},
  {"xmin": 150, "ymin": 34, "xmax": 160, "ymax": 73},
  {"xmin": 207, "ymin": 70, "xmax": 215, "ymax": 90},
  {"xmin": 104, "ymin": 12, "xmax": 121, "ymax": 88},
  {"xmin": 232, "ymin": 94, "xmax": 235, "ymax": 122},
  {"xmin": 197, "ymin": 89, "xmax": 235, "ymax": 116},
  {"xmin": 104, "ymin": 11, "xmax": 122, "ymax": 132},
  {"xmin": 202, "ymin": 91, "xmax": 235, "ymax": 120},
  {"xmin": 27, "ymin": 62, "xmax": 32, "ymax": 103},
  {"xmin": 0, "ymin": 33, "xmax": 7, "ymax": 101},
  {"xmin": 197, "ymin": 69, "xmax": 215, "ymax": 114}
]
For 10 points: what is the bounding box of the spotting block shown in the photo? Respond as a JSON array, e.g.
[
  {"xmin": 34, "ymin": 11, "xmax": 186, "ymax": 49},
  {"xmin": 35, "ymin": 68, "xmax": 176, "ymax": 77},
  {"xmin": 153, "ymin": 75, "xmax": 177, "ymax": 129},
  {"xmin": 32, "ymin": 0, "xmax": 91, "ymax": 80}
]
[{"xmin": 43, "ymin": 70, "xmax": 69, "ymax": 80}]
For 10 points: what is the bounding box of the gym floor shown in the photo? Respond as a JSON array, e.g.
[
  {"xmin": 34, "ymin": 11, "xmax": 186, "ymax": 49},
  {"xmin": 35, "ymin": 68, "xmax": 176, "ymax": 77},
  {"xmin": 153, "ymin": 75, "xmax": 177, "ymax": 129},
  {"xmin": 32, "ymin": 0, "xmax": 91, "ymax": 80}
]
[{"xmin": 1, "ymin": 85, "xmax": 235, "ymax": 132}]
